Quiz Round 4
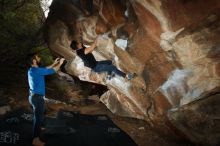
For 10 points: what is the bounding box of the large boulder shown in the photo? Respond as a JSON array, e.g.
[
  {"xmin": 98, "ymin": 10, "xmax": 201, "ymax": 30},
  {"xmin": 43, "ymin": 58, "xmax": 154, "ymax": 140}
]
[
  {"xmin": 45, "ymin": 0, "xmax": 220, "ymax": 144},
  {"xmin": 168, "ymin": 88, "xmax": 220, "ymax": 145}
]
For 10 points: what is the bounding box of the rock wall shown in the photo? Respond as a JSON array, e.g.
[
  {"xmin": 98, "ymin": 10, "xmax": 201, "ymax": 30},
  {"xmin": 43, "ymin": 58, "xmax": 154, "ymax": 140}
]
[{"xmin": 45, "ymin": 0, "xmax": 220, "ymax": 144}]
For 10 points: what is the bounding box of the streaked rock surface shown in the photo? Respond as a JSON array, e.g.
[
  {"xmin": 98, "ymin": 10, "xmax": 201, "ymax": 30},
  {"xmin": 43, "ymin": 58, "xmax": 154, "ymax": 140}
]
[{"xmin": 45, "ymin": 1, "xmax": 220, "ymax": 144}]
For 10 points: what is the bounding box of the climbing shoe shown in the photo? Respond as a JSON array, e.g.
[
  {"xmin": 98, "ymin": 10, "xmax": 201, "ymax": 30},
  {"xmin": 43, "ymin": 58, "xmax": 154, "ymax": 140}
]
[{"xmin": 126, "ymin": 73, "xmax": 136, "ymax": 80}]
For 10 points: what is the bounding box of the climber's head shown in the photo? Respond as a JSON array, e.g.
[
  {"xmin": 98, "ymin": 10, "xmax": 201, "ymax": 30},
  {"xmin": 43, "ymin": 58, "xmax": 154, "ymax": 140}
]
[{"xmin": 70, "ymin": 40, "xmax": 83, "ymax": 50}]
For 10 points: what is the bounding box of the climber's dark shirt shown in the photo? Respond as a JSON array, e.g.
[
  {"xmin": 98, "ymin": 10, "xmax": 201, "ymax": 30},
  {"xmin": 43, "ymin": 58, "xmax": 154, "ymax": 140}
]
[{"xmin": 76, "ymin": 47, "xmax": 97, "ymax": 68}]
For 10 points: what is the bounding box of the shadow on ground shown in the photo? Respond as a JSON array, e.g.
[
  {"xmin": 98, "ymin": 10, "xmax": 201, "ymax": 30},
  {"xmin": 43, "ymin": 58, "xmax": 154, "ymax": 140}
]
[{"xmin": 0, "ymin": 109, "xmax": 137, "ymax": 146}]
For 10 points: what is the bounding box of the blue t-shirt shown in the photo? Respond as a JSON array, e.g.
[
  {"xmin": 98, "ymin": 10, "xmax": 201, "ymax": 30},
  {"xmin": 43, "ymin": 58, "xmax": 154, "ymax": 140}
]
[{"xmin": 28, "ymin": 67, "xmax": 56, "ymax": 95}]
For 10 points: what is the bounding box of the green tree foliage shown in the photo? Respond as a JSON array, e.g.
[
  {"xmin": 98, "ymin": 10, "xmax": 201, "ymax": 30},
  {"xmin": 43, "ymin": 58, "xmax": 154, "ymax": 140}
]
[{"xmin": 0, "ymin": 0, "xmax": 53, "ymax": 66}]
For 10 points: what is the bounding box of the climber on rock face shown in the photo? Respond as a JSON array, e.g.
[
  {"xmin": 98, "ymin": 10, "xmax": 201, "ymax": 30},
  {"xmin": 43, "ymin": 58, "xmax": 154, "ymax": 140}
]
[{"xmin": 70, "ymin": 39, "xmax": 135, "ymax": 80}]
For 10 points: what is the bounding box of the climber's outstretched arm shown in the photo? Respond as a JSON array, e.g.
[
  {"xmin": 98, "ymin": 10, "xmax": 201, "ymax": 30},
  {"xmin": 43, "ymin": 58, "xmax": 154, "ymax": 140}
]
[{"xmin": 84, "ymin": 39, "xmax": 97, "ymax": 54}]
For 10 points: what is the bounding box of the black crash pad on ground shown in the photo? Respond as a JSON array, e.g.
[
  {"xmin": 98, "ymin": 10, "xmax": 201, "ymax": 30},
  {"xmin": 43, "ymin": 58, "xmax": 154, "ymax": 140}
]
[
  {"xmin": 0, "ymin": 109, "xmax": 137, "ymax": 146},
  {"xmin": 42, "ymin": 110, "xmax": 138, "ymax": 146},
  {"xmin": 0, "ymin": 109, "xmax": 33, "ymax": 146}
]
